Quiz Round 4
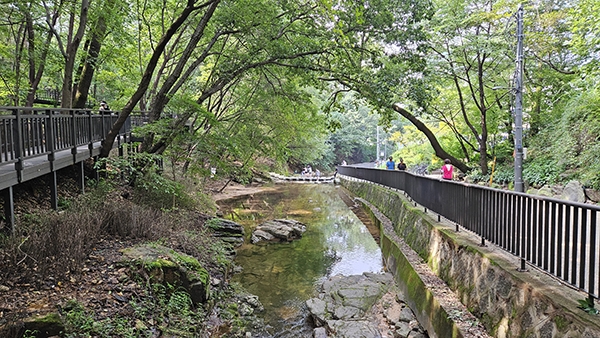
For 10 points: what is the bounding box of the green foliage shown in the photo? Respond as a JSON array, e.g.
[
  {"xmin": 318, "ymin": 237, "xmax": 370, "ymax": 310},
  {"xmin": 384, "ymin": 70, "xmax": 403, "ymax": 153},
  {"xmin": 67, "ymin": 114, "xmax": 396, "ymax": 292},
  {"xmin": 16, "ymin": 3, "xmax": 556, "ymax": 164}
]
[
  {"xmin": 523, "ymin": 162, "xmax": 562, "ymax": 187},
  {"xmin": 469, "ymin": 161, "xmax": 561, "ymax": 187},
  {"xmin": 525, "ymin": 84, "xmax": 600, "ymax": 189},
  {"xmin": 390, "ymin": 124, "xmax": 437, "ymax": 169},
  {"xmin": 569, "ymin": 0, "xmax": 600, "ymax": 78},
  {"xmin": 577, "ymin": 297, "xmax": 599, "ymax": 315},
  {"xmin": 63, "ymin": 300, "xmax": 97, "ymax": 335},
  {"xmin": 23, "ymin": 330, "xmax": 39, "ymax": 338},
  {"xmin": 62, "ymin": 294, "xmax": 174, "ymax": 337},
  {"xmin": 134, "ymin": 171, "xmax": 197, "ymax": 210},
  {"xmin": 95, "ymin": 154, "xmax": 200, "ymax": 211},
  {"xmin": 167, "ymin": 289, "xmax": 194, "ymax": 315},
  {"xmin": 61, "ymin": 279, "xmax": 210, "ymax": 336},
  {"xmin": 323, "ymin": 91, "xmax": 380, "ymax": 166}
]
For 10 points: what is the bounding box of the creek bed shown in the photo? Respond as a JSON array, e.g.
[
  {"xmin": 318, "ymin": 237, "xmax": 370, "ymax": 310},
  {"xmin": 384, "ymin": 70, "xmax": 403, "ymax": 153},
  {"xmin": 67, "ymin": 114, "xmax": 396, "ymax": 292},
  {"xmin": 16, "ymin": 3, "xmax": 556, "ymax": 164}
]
[{"xmin": 217, "ymin": 184, "xmax": 386, "ymax": 337}]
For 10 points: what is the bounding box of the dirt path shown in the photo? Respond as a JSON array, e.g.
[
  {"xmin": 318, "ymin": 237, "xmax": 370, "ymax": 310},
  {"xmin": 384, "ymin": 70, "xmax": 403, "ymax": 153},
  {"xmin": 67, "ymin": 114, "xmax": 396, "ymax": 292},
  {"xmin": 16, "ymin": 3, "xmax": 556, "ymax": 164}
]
[{"xmin": 209, "ymin": 180, "xmax": 273, "ymax": 201}]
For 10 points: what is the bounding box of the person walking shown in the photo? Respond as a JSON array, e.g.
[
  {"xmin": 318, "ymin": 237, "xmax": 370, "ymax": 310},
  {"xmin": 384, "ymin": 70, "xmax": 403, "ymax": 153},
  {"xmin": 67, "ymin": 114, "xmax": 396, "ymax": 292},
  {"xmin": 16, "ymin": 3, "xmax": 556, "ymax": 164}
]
[
  {"xmin": 442, "ymin": 159, "xmax": 453, "ymax": 180},
  {"xmin": 386, "ymin": 156, "xmax": 395, "ymax": 170},
  {"xmin": 397, "ymin": 158, "xmax": 407, "ymax": 170}
]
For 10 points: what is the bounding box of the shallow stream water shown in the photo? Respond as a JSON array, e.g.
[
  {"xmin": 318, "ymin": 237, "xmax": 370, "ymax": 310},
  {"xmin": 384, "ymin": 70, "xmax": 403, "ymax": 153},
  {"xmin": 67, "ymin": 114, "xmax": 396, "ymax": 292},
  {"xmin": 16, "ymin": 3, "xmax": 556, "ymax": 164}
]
[{"xmin": 217, "ymin": 184, "xmax": 384, "ymax": 337}]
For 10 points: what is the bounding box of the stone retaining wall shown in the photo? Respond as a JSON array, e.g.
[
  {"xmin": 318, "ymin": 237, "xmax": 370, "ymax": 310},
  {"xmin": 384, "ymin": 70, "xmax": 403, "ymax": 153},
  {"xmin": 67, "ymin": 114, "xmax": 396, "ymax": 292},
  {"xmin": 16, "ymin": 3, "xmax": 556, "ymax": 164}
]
[{"xmin": 341, "ymin": 178, "xmax": 600, "ymax": 338}]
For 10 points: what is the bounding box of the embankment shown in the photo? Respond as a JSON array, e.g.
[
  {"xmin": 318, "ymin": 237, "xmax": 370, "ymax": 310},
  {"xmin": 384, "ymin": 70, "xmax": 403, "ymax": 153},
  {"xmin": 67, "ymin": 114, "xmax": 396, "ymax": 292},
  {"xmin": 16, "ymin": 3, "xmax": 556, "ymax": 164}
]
[{"xmin": 341, "ymin": 177, "xmax": 600, "ymax": 338}]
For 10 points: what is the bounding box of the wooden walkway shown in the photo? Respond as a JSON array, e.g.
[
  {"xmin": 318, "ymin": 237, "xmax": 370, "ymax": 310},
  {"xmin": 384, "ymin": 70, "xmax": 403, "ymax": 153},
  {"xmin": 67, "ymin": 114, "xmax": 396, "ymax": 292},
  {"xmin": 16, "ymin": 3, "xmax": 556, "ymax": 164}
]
[
  {"xmin": 269, "ymin": 172, "xmax": 336, "ymax": 183},
  {"xmin": 0, "ymin": 137, "xmax": 127, "ymax": 191},
  {"xmin": 0, "ymin": 107, "xmax": 145, "ymax": 232}
]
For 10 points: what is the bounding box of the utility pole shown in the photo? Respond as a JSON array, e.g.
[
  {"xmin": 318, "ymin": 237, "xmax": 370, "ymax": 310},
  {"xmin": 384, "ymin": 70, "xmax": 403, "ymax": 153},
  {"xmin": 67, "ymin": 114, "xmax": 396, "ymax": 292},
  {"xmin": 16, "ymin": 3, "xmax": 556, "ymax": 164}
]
[{"xmin": 514, "ymin": 4, "xmax": 524, "ymax": 193}]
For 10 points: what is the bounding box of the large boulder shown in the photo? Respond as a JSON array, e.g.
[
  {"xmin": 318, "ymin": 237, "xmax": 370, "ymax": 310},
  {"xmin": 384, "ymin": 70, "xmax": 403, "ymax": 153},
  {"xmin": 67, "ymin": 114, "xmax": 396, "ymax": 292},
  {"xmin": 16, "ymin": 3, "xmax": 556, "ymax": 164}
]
[
  {"xmin": 121, "ymin": 244, "xmax": 210, "ymax": 304},
  {"xmin": 207, "ymin": 218, "xmax": 245, "ymax": 236},
  {"xmin": 327, "ymin": 320, "xmax": 382, "ymax": 338},
  {"xmin": 561, "ymin": 180, "xmax": 586, "ymax": 203},
  {"xmin": 535, "ymin": 185, "xmax": 554, "ymax": 198},
  {"xmin": 251, "ymin": 219, "xmax": 306, "ymax": 243}
]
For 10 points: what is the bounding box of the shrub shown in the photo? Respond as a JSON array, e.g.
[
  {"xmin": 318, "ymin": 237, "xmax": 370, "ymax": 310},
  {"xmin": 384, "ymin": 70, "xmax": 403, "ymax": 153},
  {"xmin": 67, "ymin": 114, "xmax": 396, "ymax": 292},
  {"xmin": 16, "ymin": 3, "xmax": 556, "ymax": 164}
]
[
  {"xmin": 133, "ymin": 171, "xmax": 198, "ymax": 210},
  {"xmin": 523, "ymin": 161, "xmax": 562, "ymax": 187}
]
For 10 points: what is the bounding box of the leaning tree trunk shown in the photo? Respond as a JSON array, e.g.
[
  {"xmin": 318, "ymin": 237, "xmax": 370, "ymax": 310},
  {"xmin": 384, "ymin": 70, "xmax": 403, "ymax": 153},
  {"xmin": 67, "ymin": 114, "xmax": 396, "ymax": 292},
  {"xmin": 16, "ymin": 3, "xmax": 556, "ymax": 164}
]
[
  {"xmin": 140, "ymin": 0, "xmax": 221, "ymax": 152},
  {"xmin": 100, "ymin": 0, "xmax": 202, "ymax": 157},
  {"xmin": 392, "ymin": 104, "xmax": 470, "ymax": 173}
]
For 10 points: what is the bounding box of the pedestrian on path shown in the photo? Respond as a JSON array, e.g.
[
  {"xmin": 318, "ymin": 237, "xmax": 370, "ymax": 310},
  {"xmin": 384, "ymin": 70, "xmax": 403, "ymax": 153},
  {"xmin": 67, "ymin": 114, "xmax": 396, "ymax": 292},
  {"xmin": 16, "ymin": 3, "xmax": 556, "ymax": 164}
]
[
  {"xmin": 397, "ymin": 158, "xmax": 406, "ymax": 170},
  {"xmin": 442, "ymin": 159, "xmax": 453, "ymax": 180},
  {"xmin": 386, "ymin": 156, "xmax": 395, "ymax": 170}
]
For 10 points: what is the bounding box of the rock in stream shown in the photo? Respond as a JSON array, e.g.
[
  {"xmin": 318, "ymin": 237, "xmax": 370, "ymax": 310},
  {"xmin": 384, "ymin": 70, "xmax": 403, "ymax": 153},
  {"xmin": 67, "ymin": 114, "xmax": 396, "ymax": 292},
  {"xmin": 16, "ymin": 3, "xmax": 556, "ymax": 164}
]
[{"xmin": 251, "ymin": 219, "xmax": 306, "ymax": 243}]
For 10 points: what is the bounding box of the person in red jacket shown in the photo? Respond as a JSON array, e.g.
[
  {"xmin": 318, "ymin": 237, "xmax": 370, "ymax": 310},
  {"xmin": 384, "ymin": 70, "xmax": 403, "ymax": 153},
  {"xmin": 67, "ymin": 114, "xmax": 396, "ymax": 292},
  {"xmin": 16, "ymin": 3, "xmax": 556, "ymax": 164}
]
[{"xmin": 442, "ymin": 159, "xmax": 453, "ymax": 180}]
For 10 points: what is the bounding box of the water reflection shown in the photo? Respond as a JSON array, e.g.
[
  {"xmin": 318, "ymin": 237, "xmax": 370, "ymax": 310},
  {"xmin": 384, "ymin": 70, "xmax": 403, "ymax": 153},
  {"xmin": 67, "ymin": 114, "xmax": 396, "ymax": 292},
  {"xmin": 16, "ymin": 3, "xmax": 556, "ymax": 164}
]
[{"xmin": 218, "ymin": 184, "xmax": 384, "ymax": 336}]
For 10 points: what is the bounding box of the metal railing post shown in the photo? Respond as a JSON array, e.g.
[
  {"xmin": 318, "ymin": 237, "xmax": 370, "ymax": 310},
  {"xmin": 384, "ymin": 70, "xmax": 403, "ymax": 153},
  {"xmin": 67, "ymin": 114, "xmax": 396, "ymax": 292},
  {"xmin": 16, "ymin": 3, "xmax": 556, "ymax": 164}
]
[
  {"xmin": 2, "ymin": 187, "xmax": 14, "ymax": 234},
  {"xmin": 88, "ymin": 111, "xmax": 93, "ymax": 157},
  {"xmin": 12, "ymin": 109, "xmax": 23, "ymax": 182},
  {"xmin": 46, "ymin": 109, "xmax": 55, "ymax": 171},
  {"xmin": 71, "ymin": 110, "xmax": 77, "ymax": 163}
]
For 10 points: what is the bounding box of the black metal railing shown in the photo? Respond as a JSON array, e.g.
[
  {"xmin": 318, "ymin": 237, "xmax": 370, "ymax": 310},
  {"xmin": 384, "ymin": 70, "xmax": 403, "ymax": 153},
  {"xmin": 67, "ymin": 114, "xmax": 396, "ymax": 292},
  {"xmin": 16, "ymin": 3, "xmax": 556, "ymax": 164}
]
[
  {"xmin": 339, "ymin": 166, "xmax": 600, "ymax": 301},
  {"xmin": 0, "ymin": 107, "xmax": 148, "ymax": 169}
]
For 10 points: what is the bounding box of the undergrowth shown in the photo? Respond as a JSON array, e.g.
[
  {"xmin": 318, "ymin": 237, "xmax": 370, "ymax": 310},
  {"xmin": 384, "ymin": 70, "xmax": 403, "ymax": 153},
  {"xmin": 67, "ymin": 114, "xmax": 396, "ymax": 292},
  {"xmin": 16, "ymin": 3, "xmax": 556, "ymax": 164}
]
[{"xmin": 0, "ymin": 155, "xmax": 256, "ymax": 337}]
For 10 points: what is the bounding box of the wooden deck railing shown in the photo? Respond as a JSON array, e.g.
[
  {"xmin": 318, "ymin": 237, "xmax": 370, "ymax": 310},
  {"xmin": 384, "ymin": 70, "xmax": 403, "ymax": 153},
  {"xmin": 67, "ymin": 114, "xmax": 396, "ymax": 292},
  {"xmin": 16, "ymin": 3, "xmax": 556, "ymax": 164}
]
[
  {"xmin": 0, "ymin": 107, "xmax": 150, "ymax": 232},
  {"xmin": 0, "ymin": 107, "xmax": 146, "ymax": 169}
]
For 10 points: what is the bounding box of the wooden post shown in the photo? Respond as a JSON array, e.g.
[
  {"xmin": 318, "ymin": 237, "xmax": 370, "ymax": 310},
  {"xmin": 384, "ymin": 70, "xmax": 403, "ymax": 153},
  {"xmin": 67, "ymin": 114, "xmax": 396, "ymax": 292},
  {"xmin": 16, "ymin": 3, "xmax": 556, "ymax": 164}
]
[
  {"xmin": 78, "ymin": 161, "xmax": 85, "ymax": 194},
  {"xmin": 88, "ymin": 111, "xmax": 94, "ymax": 157},
  {"xmin": 46, "ymin": 110, "xmax": 55, "ymax": 170},
  {"xmin": 50, "ymin": 171, "xmax": 58, "ymax": 210},
  {"xmin": 71, "ymin": 110, "xmax": 77, "ymax": 163}
]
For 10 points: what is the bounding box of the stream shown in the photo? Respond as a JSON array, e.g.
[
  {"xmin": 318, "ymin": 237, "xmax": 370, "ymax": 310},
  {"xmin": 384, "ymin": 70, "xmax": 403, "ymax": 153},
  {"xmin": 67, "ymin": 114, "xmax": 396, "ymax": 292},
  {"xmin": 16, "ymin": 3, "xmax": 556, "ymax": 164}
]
[{"xmin": 217, "ymin": 184, "xmax": 385, "ymax": 337}]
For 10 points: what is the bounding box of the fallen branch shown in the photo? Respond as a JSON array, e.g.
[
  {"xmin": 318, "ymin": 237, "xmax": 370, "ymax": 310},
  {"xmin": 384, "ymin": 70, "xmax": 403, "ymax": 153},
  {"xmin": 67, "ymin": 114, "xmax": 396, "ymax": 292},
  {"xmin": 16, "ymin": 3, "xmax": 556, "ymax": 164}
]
[{"xmin": 17, "ymin": 236, "xmax": 38, "ymax": 265}]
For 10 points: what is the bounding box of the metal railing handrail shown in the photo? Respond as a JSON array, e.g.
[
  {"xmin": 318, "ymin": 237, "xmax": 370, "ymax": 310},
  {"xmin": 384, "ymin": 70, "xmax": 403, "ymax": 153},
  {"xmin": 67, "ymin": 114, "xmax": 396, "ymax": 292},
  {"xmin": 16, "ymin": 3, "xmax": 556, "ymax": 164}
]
[
  {"xmin": 0, "ymin": 107, "xmax": 149, "ymax": 180},
  {"xmin": 339, "ymin": 166, "xmax": 599, "ymax": 301}
]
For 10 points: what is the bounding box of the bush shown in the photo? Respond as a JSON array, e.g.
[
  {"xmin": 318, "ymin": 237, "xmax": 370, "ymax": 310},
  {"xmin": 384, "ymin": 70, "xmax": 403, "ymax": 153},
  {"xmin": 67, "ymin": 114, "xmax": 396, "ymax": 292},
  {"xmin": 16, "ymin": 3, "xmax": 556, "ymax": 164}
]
[
  {"xmin": 0, "ymin": 182, "xmax": 185, "ymax": 277},
  {"xmin": 523, "ymin": 161, "xmax": 562, "ymax": 187},
  {"xmin": 134, "ymin": 171, "xmax": 198, "ymax": 210}
]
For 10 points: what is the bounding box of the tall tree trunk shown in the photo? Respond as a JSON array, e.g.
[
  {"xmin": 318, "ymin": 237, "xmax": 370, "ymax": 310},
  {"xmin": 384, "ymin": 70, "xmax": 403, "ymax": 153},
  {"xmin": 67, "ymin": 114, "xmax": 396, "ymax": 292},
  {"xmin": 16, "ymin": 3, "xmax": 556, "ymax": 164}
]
[
  {"xmin": 73, "ymin": 0, "xmax": 116, "ymax": 108},
  {"xmin": 61, "ymin": 0, "xmax": 89, "ymax": 108},
  {"xmin": 13, "ymin": 23, "xmax": 26, "ymax": 106},
  {"xmin": 25, "ymin": 28, "xmax": 55, "ymax": 107},
  {"xmin": 476, "ymin": 53, "xmax": 488, "ymax": 175}
]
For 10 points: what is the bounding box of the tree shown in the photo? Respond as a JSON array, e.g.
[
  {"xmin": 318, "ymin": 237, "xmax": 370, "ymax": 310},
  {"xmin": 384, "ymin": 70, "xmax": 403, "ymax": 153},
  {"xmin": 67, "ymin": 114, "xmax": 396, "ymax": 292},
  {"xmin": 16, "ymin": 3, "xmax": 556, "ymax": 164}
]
[
  {"xmin": 100, "ymin": 0, "xmax": 209, "ymax": 157},
  {"xmin": 101, "ymin": 0, "xmax": 435, "ymax": 160},
  {"xmin": 73, "ymin": 0, "xmax": 119, "ymax": 108},
  {"xmin": 47, "ymin": 0, "xmax": 90, "ymax": 108},
  {"xmin": 348, "ymin": 0, "xmax": 581, "ymax": 175},
  {"xmin": 324, "ymin": 91, "xmax": 380, "ymax": 165}
]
